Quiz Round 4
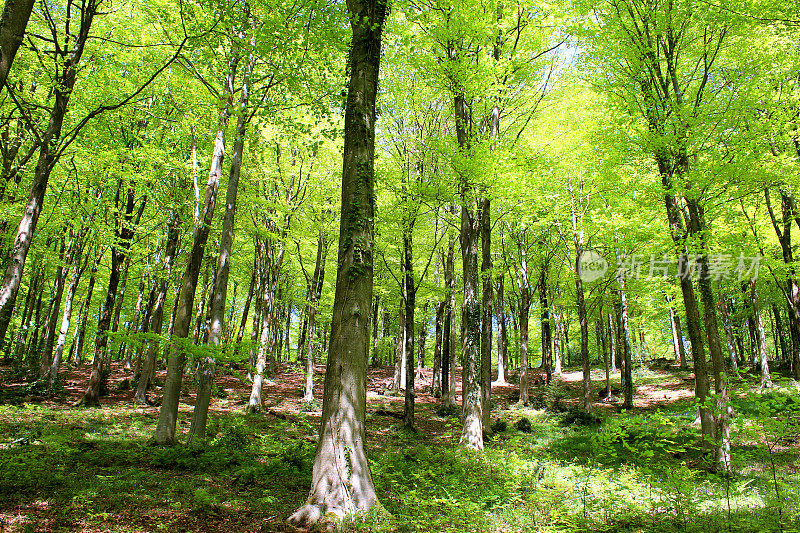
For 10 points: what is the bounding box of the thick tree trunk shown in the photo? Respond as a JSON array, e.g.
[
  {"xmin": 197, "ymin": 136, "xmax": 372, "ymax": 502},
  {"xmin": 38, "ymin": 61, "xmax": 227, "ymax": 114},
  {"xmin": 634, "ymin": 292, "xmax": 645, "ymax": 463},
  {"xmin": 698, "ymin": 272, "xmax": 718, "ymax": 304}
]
[
  {"xmin": 459, "ymin": 198, "xmax": 482, "ymax": 448},
  {"xmin": 0, "ymin": 0, "xmax": 36, "ymax": 90},
  {"xmin": 154, "ymin": 53, "xmax": 236, "ymax": 443},
  {"xmin": 288, "ymin": 2, "xmax": 385, "ymax": 523},
  {"xmin": 688, "ymin": 198, "xmax": 731, "ymax": 472},
  {"xmin": 660, "ymin": 173, "xmax": 715, "ymax": 451}
]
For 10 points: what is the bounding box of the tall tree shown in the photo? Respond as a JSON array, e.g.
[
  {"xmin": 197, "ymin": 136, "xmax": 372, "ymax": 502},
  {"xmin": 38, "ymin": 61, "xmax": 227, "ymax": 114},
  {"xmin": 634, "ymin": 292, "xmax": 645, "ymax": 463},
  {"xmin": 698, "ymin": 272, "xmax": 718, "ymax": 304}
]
[
  {"xmin": 288, "ymin": 0, "xmax": 387, "ymax": 524},
  {"xmin": 154, "ymin": 43, "xmax": 239, "ymax": 444}
]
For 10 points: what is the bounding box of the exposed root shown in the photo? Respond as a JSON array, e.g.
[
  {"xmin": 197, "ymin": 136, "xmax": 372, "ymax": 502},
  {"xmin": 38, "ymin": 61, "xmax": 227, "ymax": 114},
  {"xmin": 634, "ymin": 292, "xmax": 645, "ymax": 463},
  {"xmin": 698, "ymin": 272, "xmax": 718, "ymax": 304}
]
[{"xmin": 287, "ymin": 503, "xmax": 323, "ymax": 528}]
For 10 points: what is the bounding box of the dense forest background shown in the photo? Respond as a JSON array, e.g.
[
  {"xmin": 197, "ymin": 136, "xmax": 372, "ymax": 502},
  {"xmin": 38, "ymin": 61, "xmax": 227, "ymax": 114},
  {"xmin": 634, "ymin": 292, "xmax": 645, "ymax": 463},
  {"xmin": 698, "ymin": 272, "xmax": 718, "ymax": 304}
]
[{"xmin": 0, "ymin": 0, "xmax": 799, "ymax": 531}]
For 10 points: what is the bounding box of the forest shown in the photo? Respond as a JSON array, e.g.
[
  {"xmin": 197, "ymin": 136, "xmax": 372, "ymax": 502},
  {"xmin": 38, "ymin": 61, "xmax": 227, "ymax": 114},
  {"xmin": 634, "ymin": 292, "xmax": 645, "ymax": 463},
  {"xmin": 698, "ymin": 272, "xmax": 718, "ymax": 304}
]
[{"xmin": 0, "ymin": 0, "xmax": 799, "ymax": 531}]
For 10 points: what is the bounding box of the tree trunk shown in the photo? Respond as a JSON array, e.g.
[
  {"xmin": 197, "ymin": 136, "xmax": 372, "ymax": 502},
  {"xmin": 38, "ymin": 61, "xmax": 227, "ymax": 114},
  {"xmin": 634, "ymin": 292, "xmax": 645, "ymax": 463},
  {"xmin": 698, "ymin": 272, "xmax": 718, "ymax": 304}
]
[
  {"xmin": 193, "ymin": 258, "xmax": 210, "ymax": 344},
  {"xmin": 553, "ymin": 301, "xmax": 563, "ymax": 375},
  {"xmin": 402, "ymin": 228, "xmax": 416, "ymax": 429},
  {"xmin": 72, "ymin": 254, "xmax": 98, "ymax": 366},
  {"xmin": 133, "ymin": 281, "xmax": 164, "ymax": 405},
  {"xmin": 248, "ymin": 262, "xmax": 263, "ymax": 382},
  {"xmin": 719, "ymin": 294, "xmax": 738, "ymax": 370},
  {"xmin": 432, "ymin": 299, "xmax": 444, "ymax": 396},
  {"xmin": 124, "ymin": 276, "xmax": 146, "ymax": 370},
  {"xmin": 39, "ymin": 237, "xmax": 67, "ymax": 378},
  {"xmin": 660, "ymin": 174, "xmax": 715, "ymax": 452},
  {"xmin": 538, "ymin": 265, "xmax": 552, "ymax": 384},
  {"xmin": 441, "ymin": 231, "xmax": 456, "ymax": 407},
  {"xmin": 288, "ymin": 2, "xmax": 386, "ymax": 523},
  {"xmin": 81, "ymin": 187, "xmax": 145, "ymax": 406},
  {"xmin": 248, "ymin": 243, "xmax": 283, "ymax": 412},
  {"xmin": 773, "ymin": 304, "xmax": 787, "ymax": 363},
  {"xmin": 765, "ymin": 189, "xmax": 800, "ymax": 379},
  {"xmin": 48, "ymin": 228, "xmax": 86, "ymax": 387},
  {"xmin": 392, "ymin": 301, "xmax": 404, "ymax": 390},
  {"xmin": 303, "ymin": 229, "xmax": 327, "ymax": 403},
  {"xmin": 154, "ymin": 51, "xmax": 237, "ymax": 443},
  {"xmin": 518, "ymin": 240, "xmax": 530, "ymax": 405},
  {"xmin": 417, "ymin": 305, "xmax": 426, "ymax": 379},
  {"xmin": 232, "ymin": 267, "xmax": 255, "ymax": 359},
  {"xmin": 12, "ymin": 254, "xmax": 40, "ymax": 366},
  {"xmin": 667, "ymin": 293, "xmax": 687, "ymax": 369},
  {"xmin": 751, "ymin": 281, "xmax": 772, "ymax": 388},
  {"xmin": 0, "ymin": 3, "xmax": 97, "ymax": 346},
  {"xmin": 619, "ymin": 278, "xmax": 633, "ymax": 410},
  {"xmin": 190, "ymin": 44, "xmax": 253, "ymax": 440},
  {"xmin": 494, "ymin": 272, "xmax": 509, "ymax": 385},
  {"xmin": 0, "ymin": 0, "xmax": 36, "ymax": 90},
  {"xmin": 688, "ymin": 197, "xmax": 731, "ymax": 472},
  {"xmin": 368, "ymin": 296, "xmax": 377, "ymax": 366},
  {"xmin": 108, "ymin": 255, "xmax": 131, "ymax": 365},
  {"xmin": 479, "ymin": 198, "xmax": 492, "ymax": 430},
  {"xmin": 571, "ymin": 182, "xmax": 591, "ymax": 413},
  {"xmin": 607, "ymin": 308, "xmax": 616, "ymax": 375}
]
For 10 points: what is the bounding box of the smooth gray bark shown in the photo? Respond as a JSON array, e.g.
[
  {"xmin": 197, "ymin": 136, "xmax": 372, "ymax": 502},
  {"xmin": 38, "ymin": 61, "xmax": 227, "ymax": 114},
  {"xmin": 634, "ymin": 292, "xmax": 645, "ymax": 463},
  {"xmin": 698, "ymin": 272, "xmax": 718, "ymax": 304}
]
[{"xmin": 288, "ymin": 0, "xmax": 386, "ymax": 523}]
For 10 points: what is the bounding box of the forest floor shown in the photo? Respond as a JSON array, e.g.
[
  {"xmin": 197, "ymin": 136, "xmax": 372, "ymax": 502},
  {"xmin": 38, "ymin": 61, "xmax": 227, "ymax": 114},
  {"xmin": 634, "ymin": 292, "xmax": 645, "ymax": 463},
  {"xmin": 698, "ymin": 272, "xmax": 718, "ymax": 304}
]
[{"xmin": 0, "ymin": 359, "xmax": 799, "ymax": 532}]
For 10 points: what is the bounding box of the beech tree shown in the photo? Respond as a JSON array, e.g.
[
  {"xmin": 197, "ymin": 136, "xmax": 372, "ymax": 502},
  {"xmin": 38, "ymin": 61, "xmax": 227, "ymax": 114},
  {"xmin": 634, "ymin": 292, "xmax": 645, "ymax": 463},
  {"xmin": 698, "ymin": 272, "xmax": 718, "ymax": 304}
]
[{"xmin": 288, "ymin": 0, "xmax": 387, "ymax": 524}]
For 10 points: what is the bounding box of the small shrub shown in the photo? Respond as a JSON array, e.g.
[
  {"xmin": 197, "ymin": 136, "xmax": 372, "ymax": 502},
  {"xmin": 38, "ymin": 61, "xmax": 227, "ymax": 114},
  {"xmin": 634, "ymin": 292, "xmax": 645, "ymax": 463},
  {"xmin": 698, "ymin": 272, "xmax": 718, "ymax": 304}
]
[
  {"xmin": 491, "ymin": 419, "xmax": 508, "ymax": 433},
  {"xmin": 434, "ymin": 404, "xmax": 459, "ymax": 417},
  {"xmin": 515, "ymin": 417, "xmax": 532, "ymax": 433},
  {"xmin": 561, "ymin": 408, "xmax": 602, "ymax": 427},
  {"xmin": 191, "ymin": 487, "xmax": 217, "ymax": 513}
]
